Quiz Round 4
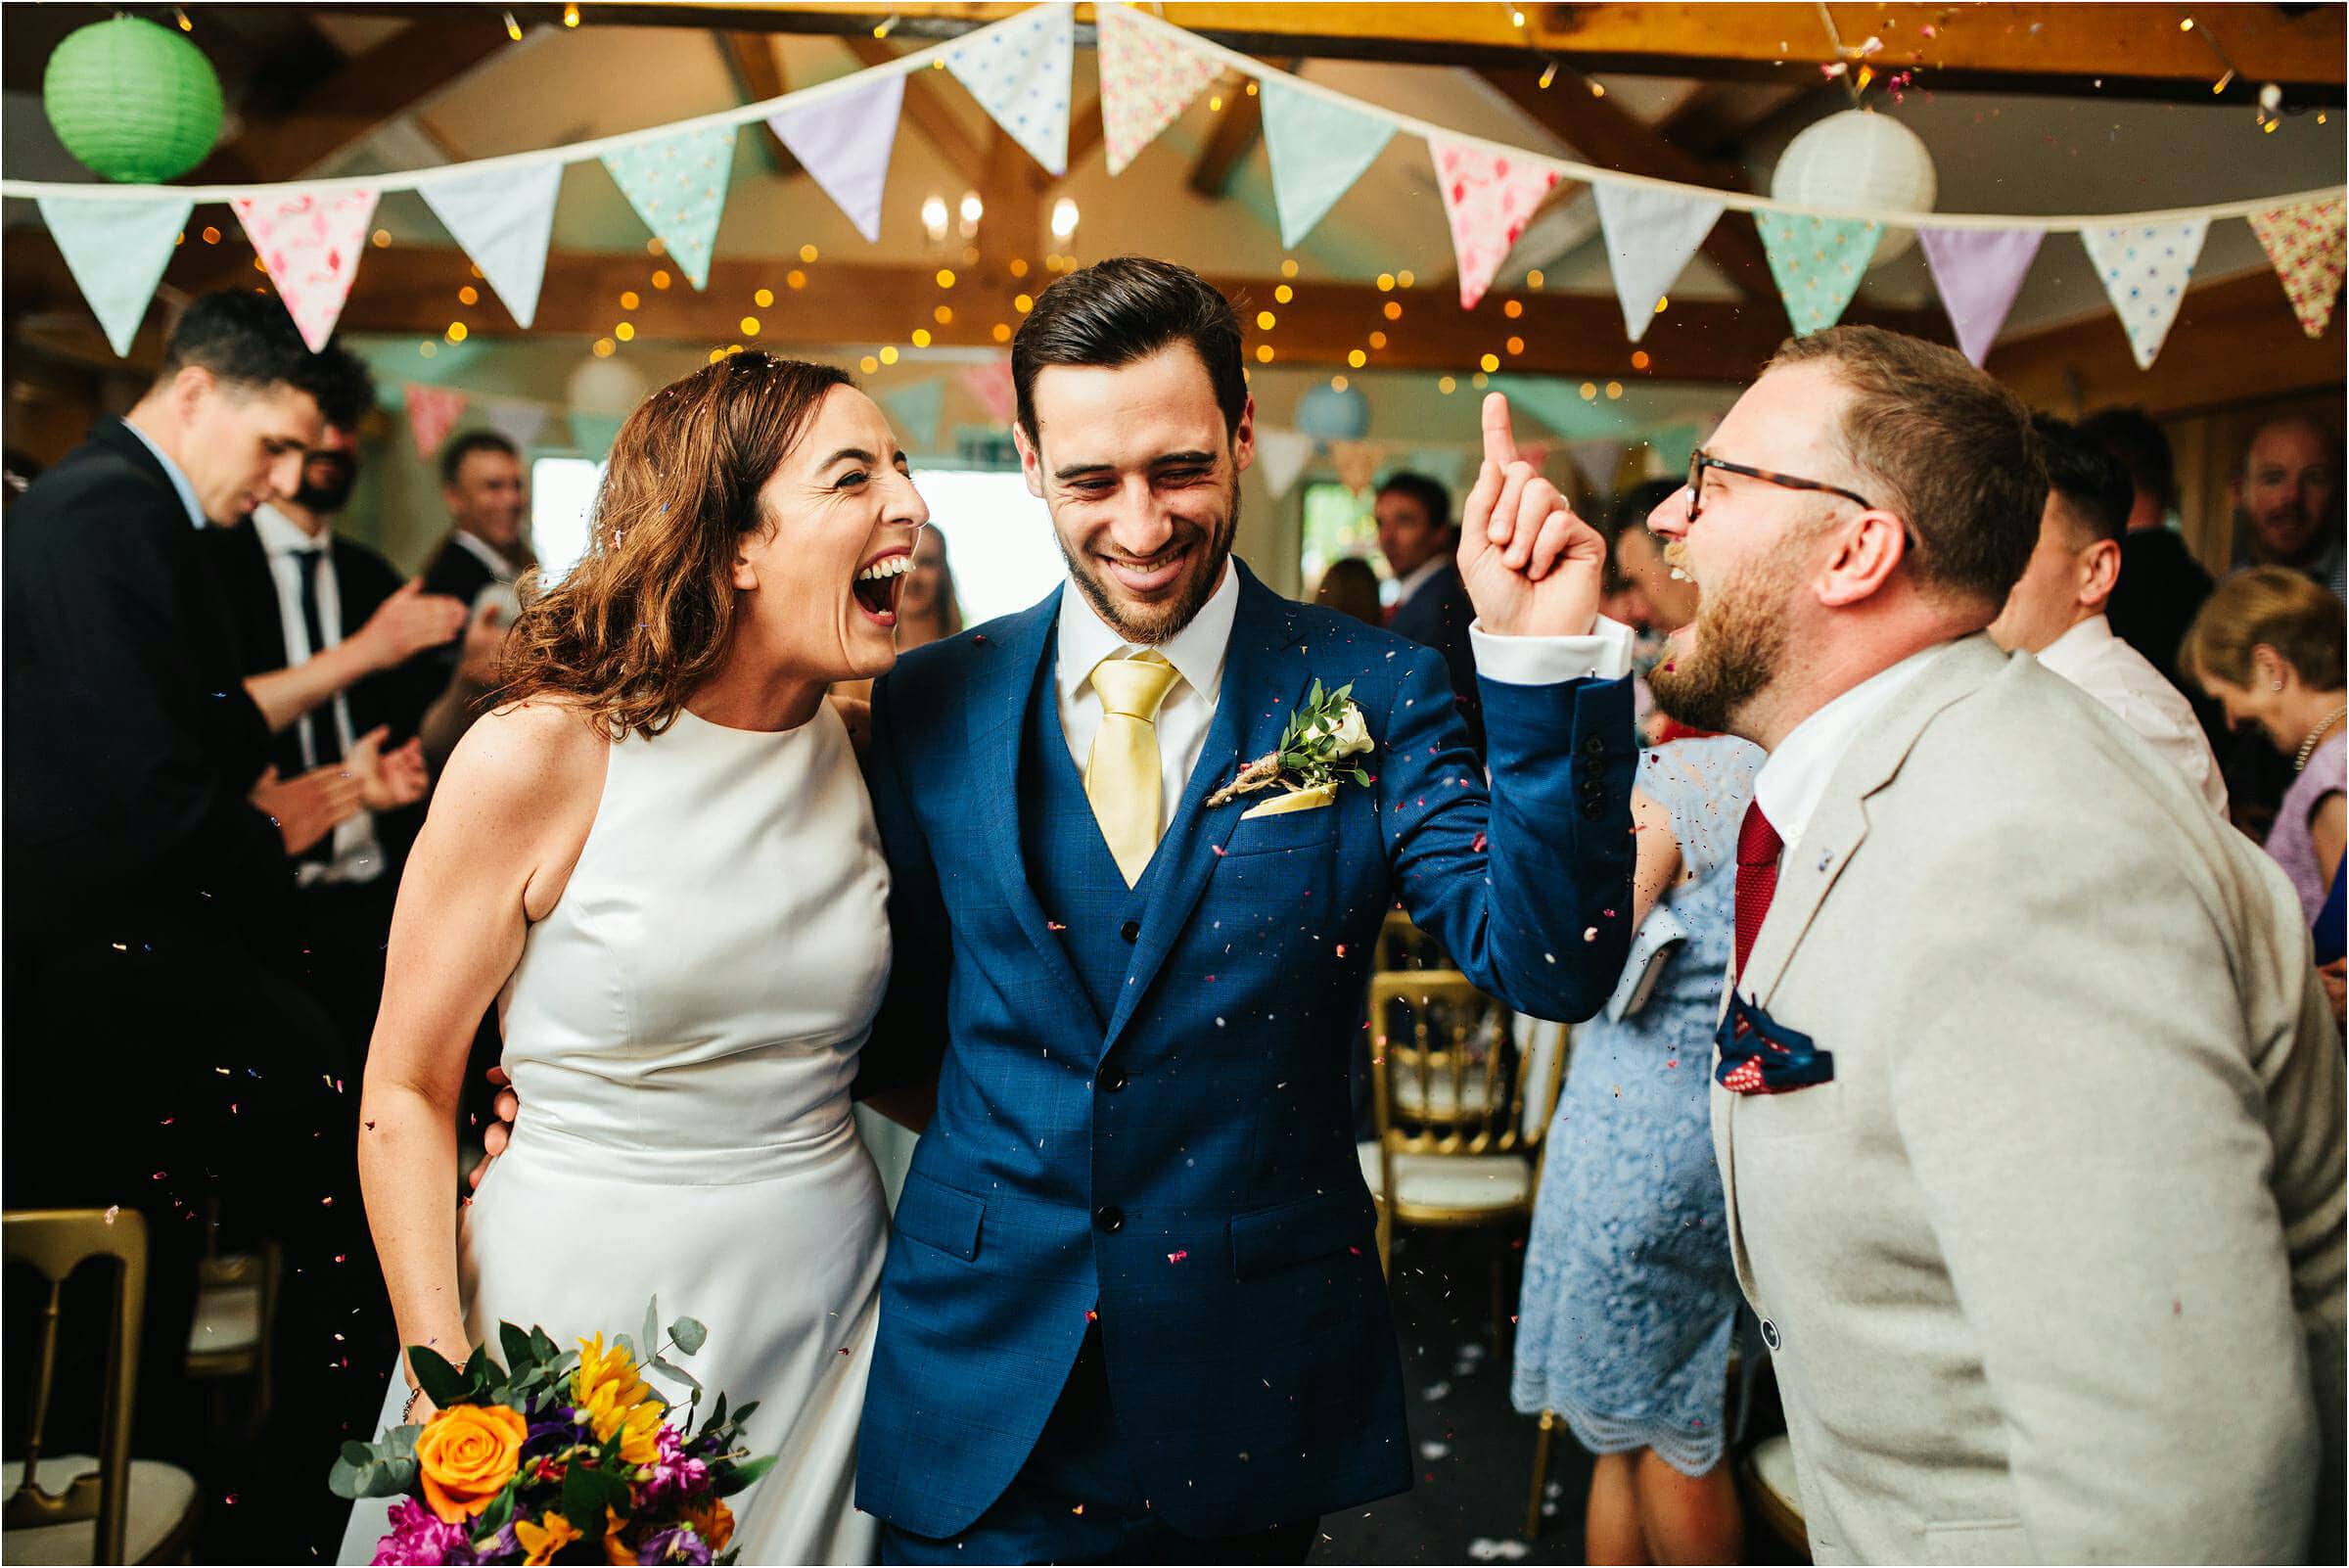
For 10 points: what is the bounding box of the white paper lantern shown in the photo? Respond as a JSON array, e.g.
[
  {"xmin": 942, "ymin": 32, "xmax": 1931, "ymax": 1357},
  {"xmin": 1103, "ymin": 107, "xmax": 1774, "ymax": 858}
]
[
  {"xmin": 565, "ymin": 354, "xmax": 651, "ymax": 418},
  {"xmin": 1770, "ymin": 109, "xmax": 1938, "ymax": 266}
]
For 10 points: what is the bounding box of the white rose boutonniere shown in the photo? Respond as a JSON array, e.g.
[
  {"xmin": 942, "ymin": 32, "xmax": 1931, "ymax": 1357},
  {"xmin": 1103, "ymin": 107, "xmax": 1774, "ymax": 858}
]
[{"xmin": 1206, "ymin": 679, "xmax": 1374, "ymax": 813}]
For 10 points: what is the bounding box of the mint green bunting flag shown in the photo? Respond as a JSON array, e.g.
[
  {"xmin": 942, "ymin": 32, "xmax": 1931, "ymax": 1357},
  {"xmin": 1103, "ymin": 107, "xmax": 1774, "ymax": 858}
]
[
  {"xmin": 1757, "ymin": 212, "xmax": 1883, "ymax": 336},
  {"xmin": 37, "ymin": 194, "xmax": 192, "ymax": 356},
  {"xmin": 1260, "ymin": 76, "xmax": 1394, "ymax": 249},
  {"xmin": 602, "ymin": 124, "xmax": 737, "ymax": 290}
]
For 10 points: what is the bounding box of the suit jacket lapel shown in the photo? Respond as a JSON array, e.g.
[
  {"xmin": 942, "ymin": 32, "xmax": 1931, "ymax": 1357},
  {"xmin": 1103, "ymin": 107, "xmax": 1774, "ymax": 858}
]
[
  {"xmin": 1102, "ymin": 566, "xmax": 1310, "ymax": 1047},
  {"xmin": 965, "ymin": 588, "xmax": 1106, "ymax": 1038},
  {"xmin": 1739, "ymin": 635, "xmax": 2010, "ymax": 1008}
]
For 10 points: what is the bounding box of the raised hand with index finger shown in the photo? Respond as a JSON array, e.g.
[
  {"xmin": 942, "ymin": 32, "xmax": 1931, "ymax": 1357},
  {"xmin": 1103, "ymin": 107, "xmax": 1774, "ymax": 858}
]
[{"xmin": 1455, "ymin": 392, "xmax": 1608, "ymax": 639}]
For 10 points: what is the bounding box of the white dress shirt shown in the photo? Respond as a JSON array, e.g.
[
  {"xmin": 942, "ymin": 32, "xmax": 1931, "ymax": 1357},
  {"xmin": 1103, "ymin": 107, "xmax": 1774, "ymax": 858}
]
[
  {"xmin": 2033, "ymin": 614, "xmax": 2229, "ymax": 815},
  {"xmin": 1052, "ymin": 560, "xmax": 1635, "ymax": 839},
  {"xmin": 1390, "ymin": 554, "xmax": 1449, "ymax": 612},
  {"xmin": 1752, "ymin": 641, "xmax": 1958, "ymax": 855},
  {"xmin": 252, "ymin": 503, "xmax": 385, "ymax": 886},
  {"xmin": 121, "ymin": 419, "xmax": 207, "ymax": 529}
]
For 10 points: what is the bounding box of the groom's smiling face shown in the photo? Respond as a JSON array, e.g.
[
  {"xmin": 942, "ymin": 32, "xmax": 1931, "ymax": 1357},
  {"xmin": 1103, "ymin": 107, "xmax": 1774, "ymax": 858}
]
[{"xmin": 1017, "ymin": 345, "xmax": 1255, "ymax": 646}]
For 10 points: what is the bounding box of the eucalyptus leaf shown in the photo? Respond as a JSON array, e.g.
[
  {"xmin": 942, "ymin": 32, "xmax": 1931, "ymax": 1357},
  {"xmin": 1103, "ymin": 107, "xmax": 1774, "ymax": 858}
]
[
  {"xmin": 712, "ymin": 1452, "xmax": 778, "ymax": 1498},
  {"xmin": 641, "ymin": 1296, "xmax": 661, "ymax": 1360},
  {"xmin": 326, "ymin": 1455, "xmax": 369, "ymax": 1500},
  {"xmin": 667, "ymin": 1315, "xmax": 708, "ymax": 1356},
  {"xmin": 650, "ymin": 1355, "xmax": 703, "ymax": 1393},
  {"xmin": 615, "ymin": 1333, "xmax": 638, "ymax": 1363},
  {"xmin": 341, "ymin": 1440, "xmax": 375, "ymax": 1467},
  {"xmin": 408, "ymin": 1345, "xmax": 468, "ymax": 1407},
  {"xmin": 530, "ymin": 1325, "xmax": 560, "ymax": 1364}
]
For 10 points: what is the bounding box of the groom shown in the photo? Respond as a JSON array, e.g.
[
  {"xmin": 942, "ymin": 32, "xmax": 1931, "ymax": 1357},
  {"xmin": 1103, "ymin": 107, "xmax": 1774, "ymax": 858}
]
[{"xmin": 851, "ymin": 257, "xmax": 1638, "ymax": 1562}]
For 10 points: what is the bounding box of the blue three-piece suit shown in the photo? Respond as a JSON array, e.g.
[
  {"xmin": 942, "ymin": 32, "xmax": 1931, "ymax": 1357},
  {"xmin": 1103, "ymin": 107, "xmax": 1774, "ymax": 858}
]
[{"xmin": 852, "ymin": 563, "xmax": 1635, "ymax": 1558}]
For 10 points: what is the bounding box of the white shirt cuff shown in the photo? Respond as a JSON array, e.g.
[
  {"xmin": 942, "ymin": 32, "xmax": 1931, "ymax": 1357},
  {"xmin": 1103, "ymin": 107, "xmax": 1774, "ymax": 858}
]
[{"xmin": 1468, "ymin": 615, "xmax": 1635, "ymax": 685}]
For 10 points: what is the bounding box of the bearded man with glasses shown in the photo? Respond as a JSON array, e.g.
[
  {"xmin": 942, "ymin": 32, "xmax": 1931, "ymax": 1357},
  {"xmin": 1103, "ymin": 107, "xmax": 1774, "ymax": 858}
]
[{"xmin": 1640, "ymin": 325, "xmax": 2343, "ymax": 1563}]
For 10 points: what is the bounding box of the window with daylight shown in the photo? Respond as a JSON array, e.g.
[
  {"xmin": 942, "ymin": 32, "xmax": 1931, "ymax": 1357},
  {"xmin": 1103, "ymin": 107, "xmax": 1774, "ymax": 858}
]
[
  {"xmin": 1299, "ymin": 481, "xmax": 1393, "ymax": 606},
  {"xmin": 529, "ymin": 456, "xmax": 603, "ymax": 583}
]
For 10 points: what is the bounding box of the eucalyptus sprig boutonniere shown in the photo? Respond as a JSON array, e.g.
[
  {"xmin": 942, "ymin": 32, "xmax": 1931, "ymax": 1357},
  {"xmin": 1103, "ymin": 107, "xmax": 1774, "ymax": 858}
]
[{"xmin": 1206, "ymin": 679, "xmax": 1374, "ymax": 813}]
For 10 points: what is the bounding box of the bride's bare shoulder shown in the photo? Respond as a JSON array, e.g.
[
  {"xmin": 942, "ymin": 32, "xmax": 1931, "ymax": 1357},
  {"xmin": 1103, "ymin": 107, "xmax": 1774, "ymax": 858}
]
[{"xmin": 435, "ymin": 698, "xmax": 611, "ymax": 831}]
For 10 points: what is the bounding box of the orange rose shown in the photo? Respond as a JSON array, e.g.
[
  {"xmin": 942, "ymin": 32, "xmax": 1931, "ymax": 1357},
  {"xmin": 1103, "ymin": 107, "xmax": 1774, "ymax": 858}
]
[
  {"xmin": 414, "ymin": 1403, "xmax": 529, "ymax": 1522},
  {"xmin": 681, "ymin": 1495, "xmax": 734, "ymax": 1553}
]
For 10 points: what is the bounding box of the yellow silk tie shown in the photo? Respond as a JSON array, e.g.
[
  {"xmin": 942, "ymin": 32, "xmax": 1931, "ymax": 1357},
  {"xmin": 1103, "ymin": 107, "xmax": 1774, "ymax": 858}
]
[{"xmin": 1084, "ymin": 650, "xmax": 1182, "ymax": 887}]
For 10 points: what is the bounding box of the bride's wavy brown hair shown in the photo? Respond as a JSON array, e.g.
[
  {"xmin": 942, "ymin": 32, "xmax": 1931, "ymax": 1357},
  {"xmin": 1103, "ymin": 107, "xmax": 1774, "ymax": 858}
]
[{"xmin": 500, "ymin": 352, "xmax": 853, "ymax": 739}]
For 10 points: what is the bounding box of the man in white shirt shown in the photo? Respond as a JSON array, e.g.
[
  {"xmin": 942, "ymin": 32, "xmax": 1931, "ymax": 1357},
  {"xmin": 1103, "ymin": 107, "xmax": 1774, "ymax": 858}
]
[
  {"xmin": 1989, "ymin": 413, "xmax": 2229, "ymax": 812},
  {"xmin": 1641, "ymin": 324, "xmax": 2343, "ymax": 1563}
]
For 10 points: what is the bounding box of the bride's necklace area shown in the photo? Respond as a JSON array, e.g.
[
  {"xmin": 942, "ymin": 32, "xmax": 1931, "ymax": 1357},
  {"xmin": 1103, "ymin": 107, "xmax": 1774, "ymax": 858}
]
[{"xmin": 2292, "ymin": 703, "xmax": 2347, "ymax": 772}]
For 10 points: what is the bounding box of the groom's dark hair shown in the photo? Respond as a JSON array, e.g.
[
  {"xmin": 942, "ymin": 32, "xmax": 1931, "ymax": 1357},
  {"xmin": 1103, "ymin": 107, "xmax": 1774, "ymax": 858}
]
[{"xmin": 1012, "ymin": 257, "xmax": 1246, "ymax": 447}]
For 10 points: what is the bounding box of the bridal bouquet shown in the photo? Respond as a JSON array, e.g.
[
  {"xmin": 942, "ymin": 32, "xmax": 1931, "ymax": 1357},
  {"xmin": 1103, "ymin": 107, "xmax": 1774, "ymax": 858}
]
[{"xmin": 331, "ymin": 1300, "xmax": 771, "ymax": 1566}]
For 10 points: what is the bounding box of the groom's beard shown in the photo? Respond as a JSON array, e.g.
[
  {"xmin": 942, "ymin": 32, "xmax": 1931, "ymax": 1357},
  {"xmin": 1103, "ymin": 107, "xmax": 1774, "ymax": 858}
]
[
  {"xmin": 1059, "ymin": 478, "xmax": 1239, "ymax": 646},
  {"xmin": 1646, "ymin": 550, "xmax": 1797, "ymax": 736}
]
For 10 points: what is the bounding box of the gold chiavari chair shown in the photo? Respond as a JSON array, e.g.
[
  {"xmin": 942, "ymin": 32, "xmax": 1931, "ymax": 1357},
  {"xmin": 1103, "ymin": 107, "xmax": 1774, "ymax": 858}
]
[
  {"xmin": 5, "ymin": 1209, "xmax": 203, "ymax": 1564},
  {"xmin": 1358, "ymin": 971, "xmax": 1571, "ymax": 1292}
]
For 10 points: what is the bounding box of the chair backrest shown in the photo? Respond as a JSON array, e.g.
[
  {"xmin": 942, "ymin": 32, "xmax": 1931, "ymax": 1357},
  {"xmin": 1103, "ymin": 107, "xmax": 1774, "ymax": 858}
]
[
  {"xmin": 1373, "ymin": 908, "xmax": 1452, "ymax": 974},
  {"xmin": 5, "ymin": 1208, "xmax": 147, "ymax": 1566},
  {"xmin": 1368, "ymin": 970, "xmax": 1564, "ymax": 1165}
]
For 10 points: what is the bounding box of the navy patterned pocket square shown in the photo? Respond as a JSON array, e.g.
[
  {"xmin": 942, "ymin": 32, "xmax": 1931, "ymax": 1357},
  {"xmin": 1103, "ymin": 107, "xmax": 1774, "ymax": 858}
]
[{"xmin": 1715, "ymin": 990, "xmax": 1835, "ymax": 1095}]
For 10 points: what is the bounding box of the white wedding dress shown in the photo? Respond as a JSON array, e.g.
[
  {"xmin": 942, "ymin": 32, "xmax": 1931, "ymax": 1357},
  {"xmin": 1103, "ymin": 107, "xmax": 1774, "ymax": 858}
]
[{"xmin": 342, "ymin": 704, "xmax": 893, "ymax": 1566}]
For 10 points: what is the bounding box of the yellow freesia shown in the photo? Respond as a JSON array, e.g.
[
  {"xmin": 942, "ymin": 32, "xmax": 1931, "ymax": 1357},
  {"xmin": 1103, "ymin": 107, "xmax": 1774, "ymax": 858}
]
[
  {"xmin": 572, "ymin": 1333, "xmax": 663, "ymax": 1462},
  {"xmin": 515, "ymin": 1510, "xmax": 581, "ymax": 1566}
]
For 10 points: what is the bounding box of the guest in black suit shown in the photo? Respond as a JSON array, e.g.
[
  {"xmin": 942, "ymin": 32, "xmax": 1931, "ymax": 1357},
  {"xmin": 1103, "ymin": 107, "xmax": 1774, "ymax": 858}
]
[
  {"xmin": 1, "ymin": 294, "xmax": 389, "ymax": 1533},
  {"xmin": 203, "ymin": 365, "xmax": 466, "ymax": 1059},
  {"xmin": 415, "ymin": 431, "xmax": 532, "ymax": 765},
  {"xmin": 1377, "ymin": 469, "xmax": 1483, "ymax": 755},
  {"xmin": 2079, "ymin": 407, "xmax": 2216, "ymax": 698}
]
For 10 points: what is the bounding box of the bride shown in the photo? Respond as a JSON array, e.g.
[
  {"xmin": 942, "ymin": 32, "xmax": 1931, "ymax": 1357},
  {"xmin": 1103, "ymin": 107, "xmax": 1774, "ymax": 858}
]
[{"xmin": 343, "ymin": 353, "xmax": 928, "ymax": 1564}]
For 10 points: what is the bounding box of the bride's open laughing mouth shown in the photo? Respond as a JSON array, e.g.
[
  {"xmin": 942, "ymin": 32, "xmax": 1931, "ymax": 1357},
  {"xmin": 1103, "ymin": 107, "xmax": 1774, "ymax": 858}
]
[{"xmin": 852, "ymin": 546, "xmax": 911, "ymax": 627}]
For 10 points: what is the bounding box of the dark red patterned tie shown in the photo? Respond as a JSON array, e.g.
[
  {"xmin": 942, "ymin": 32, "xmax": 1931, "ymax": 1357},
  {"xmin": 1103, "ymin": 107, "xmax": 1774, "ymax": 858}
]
[{"xmin": 1733, "ymin": 800, "xmax": 1783, "ymax": 980}]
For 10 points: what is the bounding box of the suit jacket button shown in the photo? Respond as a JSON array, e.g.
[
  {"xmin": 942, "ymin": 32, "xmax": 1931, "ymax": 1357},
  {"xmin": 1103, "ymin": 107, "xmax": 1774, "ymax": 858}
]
[
  {"xmin": 1582, "ymin": 734, "xmax": 1607, "ymax": 759},
  {"xmin": 1097, "ymin": 1065, "xmax": 1128, "ymax": 1093},
  {"xmin": 1760, "ymin": 1317, "xmax": 1781, "ymax": 1351},
  {"xmin": 1581, "ymin": 799, "xmax": 1606, "ymax": 820},
  {"xmin": 1093, "ymin": 1205, "xmax": 1125, "ymax": 1233},
  {"xmin": 1120, "ymin": 919, "xmax": 1141, "ymax": 943}
]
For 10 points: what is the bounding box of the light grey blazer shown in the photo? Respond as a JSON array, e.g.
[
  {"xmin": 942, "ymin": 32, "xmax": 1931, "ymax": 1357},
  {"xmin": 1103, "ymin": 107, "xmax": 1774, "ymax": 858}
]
[{"xmin": 1713, "ymin": 634, "xmax": 2345, "ymax": 1564}]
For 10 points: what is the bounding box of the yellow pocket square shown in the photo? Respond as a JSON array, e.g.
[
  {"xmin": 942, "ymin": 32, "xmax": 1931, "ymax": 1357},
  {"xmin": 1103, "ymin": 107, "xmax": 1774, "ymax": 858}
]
[{"xmin": 1240, "ymin": 782, "xmax": 1338, "ymax": 820}]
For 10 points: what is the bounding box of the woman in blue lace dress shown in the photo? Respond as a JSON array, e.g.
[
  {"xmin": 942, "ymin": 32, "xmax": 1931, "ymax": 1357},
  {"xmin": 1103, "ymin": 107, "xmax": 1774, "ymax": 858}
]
[{"xmin": 1513, "ymin": 734, "xmax": 1761, "ymax": 1563}]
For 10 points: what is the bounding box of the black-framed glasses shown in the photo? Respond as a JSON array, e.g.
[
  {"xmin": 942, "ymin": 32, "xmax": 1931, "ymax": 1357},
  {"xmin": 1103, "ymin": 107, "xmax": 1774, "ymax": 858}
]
[{"xmin": 1685, "ymin": 449, "xmax": 1874, "ymax": 526}]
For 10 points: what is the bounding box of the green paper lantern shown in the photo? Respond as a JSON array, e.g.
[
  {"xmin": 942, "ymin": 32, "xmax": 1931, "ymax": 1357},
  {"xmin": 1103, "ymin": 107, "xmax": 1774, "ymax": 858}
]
[{"xmin": 43, "ymin": 17, "xmax": 224, "ymax": 184}]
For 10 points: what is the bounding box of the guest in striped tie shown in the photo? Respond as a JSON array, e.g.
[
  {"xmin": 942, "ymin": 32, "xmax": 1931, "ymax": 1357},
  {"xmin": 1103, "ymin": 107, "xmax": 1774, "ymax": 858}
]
[{"xmin": 1639, "ymin": 324, "xmax": 2344, "ymax": 1563}]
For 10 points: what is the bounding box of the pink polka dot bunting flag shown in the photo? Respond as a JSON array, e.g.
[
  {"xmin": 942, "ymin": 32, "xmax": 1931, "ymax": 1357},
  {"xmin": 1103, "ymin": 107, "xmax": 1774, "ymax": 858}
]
[
  {"xmin": 2247, "ymin": 197, "xmax": 2346, "ymax": 341},
  {"xmin": 1097, "ymin": 3, "xmax": 1223, "ymax": 177},
  {"xmin": 1756, "ymin": 212, "xmax": 1883, "ymax": 337},
  {"xmin": 601, "ymin": 124, "xmax": 737, "ymax": 291},
  {"xmin": 945, "ymin": 3, "xmax": 1075, "ymax": 176},
  {"xmin": 404, "ymin": 384, "xmax": 470, "ymax": 462},
  {"xmin": 1429, "ymin": 136, "xmax": 1560, "ymax": 310},
  {"xmin": 232, "ymin": 188, "xmax": 380, "ymax": 352},
  {"xmin": 2079, "ymin": 218, "xmax": 2210, "ymax": 371}
]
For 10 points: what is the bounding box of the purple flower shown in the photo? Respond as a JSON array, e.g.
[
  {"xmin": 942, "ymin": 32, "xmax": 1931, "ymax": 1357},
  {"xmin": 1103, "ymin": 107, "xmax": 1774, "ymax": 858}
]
[
  {"xmin": 637, "ymin": 1526, "xmax": 713, "ymax": 1565},
  {"xmin": 372, "ymin": 1498, "xmax": 472, "ymax": 1566},
  {"xmin": 523, "ymin": 1405, "xmax": 578, "ymax": 1458},
  {"xmin": 460, "ymin": 1523, "xmax": 520, "ymax": 1565}
]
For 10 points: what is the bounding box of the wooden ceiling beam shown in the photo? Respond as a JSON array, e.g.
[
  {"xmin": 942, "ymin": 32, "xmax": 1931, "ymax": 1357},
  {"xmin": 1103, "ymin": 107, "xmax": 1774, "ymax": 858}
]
[
  {"xmin": 1482, "ymin": 62, "xmax": 1776, "ymax": 307},
  {"xmin": 718, "ymin": 32, "xmax": 802, "ymax": 175},
  {"xmin": 1188, "ymin": 70, "xmax": 1268, "ymax": 198},
  {"xmin": 1986, "ymin": 270, "xmax": 2342, "ymax": 419},
  {"xmin": 186, "ymin": 19, "xmax": 510, "ymax": 185},
  {"xmin": 380, "ymin": 4, "xmax": 2343, "ymax": 101}
]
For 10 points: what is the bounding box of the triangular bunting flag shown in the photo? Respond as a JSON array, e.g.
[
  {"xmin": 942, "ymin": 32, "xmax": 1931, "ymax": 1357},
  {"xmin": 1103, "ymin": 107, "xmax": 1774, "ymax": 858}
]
[
  {"xmin": 405, "ymin": 385, "xmax": 470, "ymax": 462},
  {"xmin": 1428, "ymin": 137, "xmax": 1558, "ymax": 309},
  {"xmin": 2079, "ymin": 219, "xmax": 2210, "ymax": 370},
  {"xmin": 959, "ymin": 360, "xmax": 1017, "ymax": 425},
  {"xmin": 2247, "ymin": 197, "xmax": 2346, "ymax": 340},
  {"xmin": 1097, "ymin": 4, "xmax": 1223, "ymax": 177},
  {"xmin": 570, "ymin": 411, "xmax": 625, "ymax": 460},
  {"xmin": 420, "ymin": 161, "xmax": 562, "ymax": 329},
  {"xmin": 484, "ymin": 399, "xmax": 551, "ymax": 453},
  {"xmin": 1591, "ymin": 183, "xmax": 1724, "ymax": 344},
  {"xmin": 945, "ymin": 3, "xmax": 1075, "ymax": 176},
  {"xmin": 1569, "ymin": 440, "xmax": 1625, "ymax": 493},
  {"xmin": 1917, "ymin": 227, "xmax": 2043, "ymax": 367},
  {"xmin": 233, "ymin": 189, "xmax": 379, "ymax": 353},
  {"xmin": 1757, "ymin": 212, "xmax": 1883, "ymax": 336},
  {"xmin": 1644, "ymin": 425, "xmax": 1700, "ymax": 480},
  {"xmin": 1254, "ymin": 428, "xmax": 1315, "ymax": 500},
  {"xmin": 37, "ymin": 195, "xmax": 192, "ymax": 358},
  {"xmin": 602, "ymin": 124, "xmax": 737, "ymax": 290},
  {"xmin": 1332, "ymin": 439, "xmax": 1381, "ymax": 495},
  {"xmin": 769, "ymin": 73, "xmax": 904, "ymax": 243},
  {"xmin": 880, "ymin": 377, "xmax": 945, "ymax": 449},
  {"xmin": 1260, "ymin": 76, "xmax": 1394, "ymax": 249}
]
